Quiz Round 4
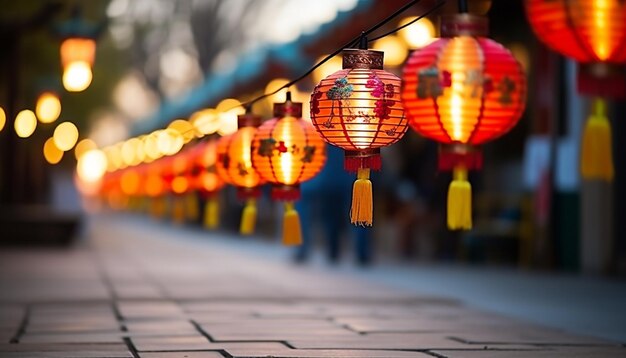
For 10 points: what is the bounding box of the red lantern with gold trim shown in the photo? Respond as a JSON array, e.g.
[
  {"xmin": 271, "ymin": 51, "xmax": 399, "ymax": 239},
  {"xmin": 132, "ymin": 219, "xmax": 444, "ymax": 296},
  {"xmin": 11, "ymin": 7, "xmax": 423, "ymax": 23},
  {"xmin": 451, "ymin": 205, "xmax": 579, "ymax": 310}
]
[
  {"xmin": 310, "ymin": 45, "xmax": 408, "ymax": 226},
  {"xmin": 525, "ymin": 0, "xmax": 626, "ymax": 182},
  {"xmin": 216, "ymin": 112, "xmax": 265, "ymax": 235},
  {"xmin": 251, "ymin": 94, "xmax": 327, "ymax": 245},
  {"xmin": 401, "ymin": 13, "xmax": 527, "ymax": 230}
]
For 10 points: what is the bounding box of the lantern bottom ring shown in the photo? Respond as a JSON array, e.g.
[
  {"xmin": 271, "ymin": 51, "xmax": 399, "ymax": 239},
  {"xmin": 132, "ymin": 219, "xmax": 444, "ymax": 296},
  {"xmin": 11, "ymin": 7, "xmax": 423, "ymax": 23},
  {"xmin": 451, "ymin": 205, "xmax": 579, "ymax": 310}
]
[
  {"xmin": 271, "ymin": 185, "xmax": 301, "ymax": 202},
  {"xmin": 237, "ymin": 186, "xmax": 262, "ymax": 201},
  {"xmin": 344, "ymin": 148, "xmax": 382, "ymax": 172},
  {"xmin": 438, "ymin": 144, "xmax": 482, "ymax": 172}
]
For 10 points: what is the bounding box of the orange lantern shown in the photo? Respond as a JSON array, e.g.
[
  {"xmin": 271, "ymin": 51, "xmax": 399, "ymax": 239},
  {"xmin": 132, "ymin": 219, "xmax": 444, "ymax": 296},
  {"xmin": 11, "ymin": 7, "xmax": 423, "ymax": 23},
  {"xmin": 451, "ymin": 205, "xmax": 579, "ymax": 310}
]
[
  {"xmin": 401, "ymin": 13, "xmax": 527, "ymax": 230},
  {"xmin": 191, "ymin": 140, "xmax": 225, "ymax": 229},
  {"xmin": 58, "ymin": 7, "xmax": 99, "ymax": 92},
  {"xmin": 166, "ymin": 151, "xmax": 197, "ymax": 224},
  {"xmin": 216, "ymin": 113, "xmax": 265, "ymax": 234},
  {"xmin": 251, "ymin": 94, "xmax": 327, "ymax": 245},
  {"xmin": 144, "ymin": 160, "xmax": 168, "ymax": 219},
  {"xmin": 525, "ymin": 0, "xmax": 626, "ymax": 182},
  {"xmin": 310, "ymin": 45, "xmax": 408, "ymax": 226}
]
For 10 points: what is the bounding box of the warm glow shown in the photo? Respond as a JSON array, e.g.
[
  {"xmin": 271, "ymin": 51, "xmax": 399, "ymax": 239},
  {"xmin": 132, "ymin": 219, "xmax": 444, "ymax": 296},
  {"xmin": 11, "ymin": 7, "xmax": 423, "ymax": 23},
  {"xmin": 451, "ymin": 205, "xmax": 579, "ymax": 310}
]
[
  {"xmin": 63, "ymin": 61, "xmax": 93, "ymax": 92},
  {"xmin": 312, "ymin": 54, "xmax": 343, "ymax": 84},
  {"xmin": 43, "ymin": 137, "xmax": 64, "ymax": 164},
  {"xmin": 171, "ymin": 176, "xmax": 189, "ymax": 194},
  {"xmin": 60, "ymin": 38, "xmax": 96, "ymax": 67},
  {"xmin": 157, "ymin": 128, "xmax": 184, "ymax": 155},
  {"xmin": 398, "ymin": 17, "xmax": 435, "ymax": 48},
  {"xmin": 216, "ymin": 98, "xmax": 245, "ymax": 136},
  {"xmin": 120, "ymin": 170, "xmax": 141, "ymax": 195},
  {"xmin": 143, "ymin": 133, "xmax": 161, "ymax": 159},
  {"xmin": 372, "ymin": 35, "xmax": 408, "ymax": 67},
  {"xmin": 53, "ymin": 122, "xmax": 79, "ymax": 151},
  {"xmin": 74, "ymin": 139, "xmax": 97, "ymax": 160},
  {"xmin": 168, "ymin": 119, "xmax": 195, "ymax": 143},
  {"xmin": 104, "ymin": 145, "xmax": 123, "ymax": 171},
  {"xmin": 121, "ymin": 139, "xmax": 137, "ymax": 166},
  {"xmin": 0, "ymin": 107, "xmax": 6, "ymax": 132},
  {"xmin": 190, "ymin": 108, "xmax": 220, "ymax": 136},
  {"xmin": 145, "ymin": 173, "xmax": 164, "ymax": 197},
  {"xmin": 264, "ymin": 78, "xmax": 290, "ymax": 105},
  {"xmin": 35, "ymin": 92, "xmax": 62, "ymax": 124},
  {"xmin": 592, "ymin": 0, "xmax": 611, "ymax": 60},
  {"xmin": 14, "ymin": 110, "xmax": 37, "ymax": 138},
  {"xmin": 77, "ymin": 149, "xmax": 107, "ymax": 182}
]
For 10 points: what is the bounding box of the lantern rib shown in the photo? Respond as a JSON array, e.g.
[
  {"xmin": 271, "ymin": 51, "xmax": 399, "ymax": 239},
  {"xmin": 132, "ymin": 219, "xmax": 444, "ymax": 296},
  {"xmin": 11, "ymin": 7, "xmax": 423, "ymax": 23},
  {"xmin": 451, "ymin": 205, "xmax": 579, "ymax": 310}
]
[
  {"xmin": 267, "ymin": 121, "xmax": 280, "ymax": 184},
  {"xmin": 294, "ymin": 121, "xmax": 309, "ymax": 185},
  {"xmin": 433, "ymin": 41, "xmax": 454, "ymax": 144},
  {"xmin": 467, "ymin": 38, "xmax": 487, "ymax": 144},
  {"xmin": 563, "ymin": 0, "xmax": 596, "ymax": 62}
]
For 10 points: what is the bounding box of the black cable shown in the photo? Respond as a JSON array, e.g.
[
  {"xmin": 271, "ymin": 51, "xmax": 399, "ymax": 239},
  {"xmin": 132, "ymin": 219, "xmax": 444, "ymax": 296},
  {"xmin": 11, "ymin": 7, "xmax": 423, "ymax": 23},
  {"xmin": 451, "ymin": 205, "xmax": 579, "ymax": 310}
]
[
  {"xmin": 241, "ymin": 0, "xmax": 435, "ymax": 108},
  {"xmin": 368, "ymin": 0, "xmax": 445, "ymax": 41}
]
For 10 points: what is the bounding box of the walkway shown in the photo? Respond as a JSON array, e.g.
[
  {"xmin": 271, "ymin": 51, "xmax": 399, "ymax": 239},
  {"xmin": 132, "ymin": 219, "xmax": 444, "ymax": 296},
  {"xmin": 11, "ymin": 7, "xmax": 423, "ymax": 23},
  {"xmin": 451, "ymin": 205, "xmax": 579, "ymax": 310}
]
[{"xmin": 0, "ymin": 215, "xmax": 624, "ymax": 357}]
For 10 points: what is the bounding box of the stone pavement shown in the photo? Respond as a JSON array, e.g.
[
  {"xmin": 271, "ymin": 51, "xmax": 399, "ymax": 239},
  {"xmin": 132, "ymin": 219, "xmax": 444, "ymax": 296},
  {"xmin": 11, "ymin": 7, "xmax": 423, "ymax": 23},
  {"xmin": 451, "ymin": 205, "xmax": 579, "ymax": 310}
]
[{"xmin": 0, "ymin": 215, "xmax": 624, "ymax": 357}]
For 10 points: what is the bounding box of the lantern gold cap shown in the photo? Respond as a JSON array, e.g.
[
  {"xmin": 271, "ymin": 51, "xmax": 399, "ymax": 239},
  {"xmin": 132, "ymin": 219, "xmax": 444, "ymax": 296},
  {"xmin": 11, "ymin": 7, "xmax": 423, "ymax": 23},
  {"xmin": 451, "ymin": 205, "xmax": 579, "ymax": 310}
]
[
  {"xmin": 342, "ymin": 49, "xmax": 384, "ymax": 70},
  {"xmin": 441, "ymin": 14, "xmax": 488, "ymax": 37},
  {"xmin": 273, "ymin": 98, "xmax": 303, "ymax": 118},
  {"xmin": 237, "ymin": 113, "xmax": 262, "ymax": 128}
]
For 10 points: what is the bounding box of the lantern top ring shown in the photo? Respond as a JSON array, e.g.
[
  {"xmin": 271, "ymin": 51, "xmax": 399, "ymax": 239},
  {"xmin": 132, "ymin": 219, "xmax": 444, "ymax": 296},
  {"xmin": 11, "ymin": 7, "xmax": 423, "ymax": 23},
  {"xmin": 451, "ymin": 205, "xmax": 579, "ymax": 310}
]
[
  {"xmin": 342, "ymin": 49, "xmax": 384, "ymax": 70},
  {"xmin": 273, "ymin": 101, "xmax": 303, "ymax": 118},
  {"xmin": 237, "ymin": 113, "xmax": 262, "ymax": 128},
  {"xmin": 440, "ymin": 14, "xmax": 488, "ymax": 37}
]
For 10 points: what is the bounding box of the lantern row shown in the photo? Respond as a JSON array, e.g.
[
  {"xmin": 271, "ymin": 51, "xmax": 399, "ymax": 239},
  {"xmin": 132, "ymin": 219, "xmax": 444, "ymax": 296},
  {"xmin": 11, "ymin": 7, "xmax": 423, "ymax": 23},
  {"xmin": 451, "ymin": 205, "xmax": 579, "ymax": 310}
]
[{"xmin": 85, "ymin": 2, "xmax": 529, "ymax": 245}]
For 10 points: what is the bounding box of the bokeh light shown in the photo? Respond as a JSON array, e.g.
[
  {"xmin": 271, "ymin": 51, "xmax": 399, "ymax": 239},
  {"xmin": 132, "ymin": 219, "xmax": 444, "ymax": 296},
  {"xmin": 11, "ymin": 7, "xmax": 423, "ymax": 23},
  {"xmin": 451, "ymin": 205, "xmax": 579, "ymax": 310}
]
[
  {"xmin": 216, "ymin": 98, "xmax": 245, "ymax": 136},
  {"xmin": 0, "ymin": 107, "xmax": 5, "ymax": 132},
  {"xmin": 63, "ymin": 61, "xmax": 93, "ymax": 92},
  {"xmin": 53, "ymin": 122, "xmax": 79, "ymax": 151},
  {"xmin": 14, "ymin": 110, "xmax": 37, "ymax": 138},
  {"xmin": 74, "ymin": 139, "xmax": 97, "ymax": 160},
  {"xmin": 77, "ymin": 149, "xmax": 108, "ymax": 183},
  {"xmin": 168, "ymin": 119, "xmax": 195, "ymax": 143},
  {"xmin": 157, "ymin": 128, "xmax": 184, "ymax": 156},
  {"xmin": 43, "ymin": 137, "xmax": 64, "ymax": 164},
  {"xmin": 312, "ymin": 54, "xmax": 343, "ymax": 84},
  {"xmin": 35, "ymin": 92, "xmax": 62, "ymax": 124},
  {"xmin": 398, "ymin": 17, "xmax": 436, "ymax": 49},
  {"xmin": 190, "ymin": 108, "xmax": 220, "ymax": 136},
  {"xmin": 372, "ymin": 35, "xmax": 408, "ymax": 67}
]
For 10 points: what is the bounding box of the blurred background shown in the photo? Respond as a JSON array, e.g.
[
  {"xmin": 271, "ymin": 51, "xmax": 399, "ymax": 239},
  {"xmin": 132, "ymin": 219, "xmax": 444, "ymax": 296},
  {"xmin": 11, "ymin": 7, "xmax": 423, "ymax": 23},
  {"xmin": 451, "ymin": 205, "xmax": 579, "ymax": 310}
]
[{"xmin": 0, "ymin": 0, "xmax": 625, "ymax": 277}]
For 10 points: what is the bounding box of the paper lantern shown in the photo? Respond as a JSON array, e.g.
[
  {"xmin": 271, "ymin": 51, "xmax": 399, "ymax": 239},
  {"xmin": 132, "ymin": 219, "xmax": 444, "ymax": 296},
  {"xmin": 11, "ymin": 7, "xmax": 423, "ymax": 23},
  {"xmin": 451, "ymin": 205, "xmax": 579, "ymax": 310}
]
[
  {"xmin": 251, "ymin": 95, "xmax": 327, "ymax": 245},
  {"xmin": 525, "ymin": 0, "xmax": 626, "ymax": 181},
  {"xmin": 310, "ymin": 47, "xmax": 408, "ymax": 226},
  {"xmin": 166, "ymin": 152, "xmax": 197, "ymax": 224},
  {"xmin": 191, "ymin": 140, "xmax": 225, "ymax": 229},
  {"xmin": 401, "ymin": 13, "xmax": 527, "ymax": 230},
  {"xmin": 216, "ymin": 113, "xmax": 265, "ymax": 234}
]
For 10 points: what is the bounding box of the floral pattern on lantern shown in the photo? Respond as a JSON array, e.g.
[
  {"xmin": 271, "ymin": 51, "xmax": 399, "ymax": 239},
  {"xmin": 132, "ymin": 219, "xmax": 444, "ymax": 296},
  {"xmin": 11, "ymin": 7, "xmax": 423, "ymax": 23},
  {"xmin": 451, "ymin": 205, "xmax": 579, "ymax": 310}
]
[
  {"xmin": 251, "ymin": 96, "xmax": 326, "ymax": 245},
  {"xmin": 310, "ymin": 48, "xmax": 408, "ymax": 226},
  {"xmin": 401, "ymin": 14, "xmax": 527, "ymax": 230}
]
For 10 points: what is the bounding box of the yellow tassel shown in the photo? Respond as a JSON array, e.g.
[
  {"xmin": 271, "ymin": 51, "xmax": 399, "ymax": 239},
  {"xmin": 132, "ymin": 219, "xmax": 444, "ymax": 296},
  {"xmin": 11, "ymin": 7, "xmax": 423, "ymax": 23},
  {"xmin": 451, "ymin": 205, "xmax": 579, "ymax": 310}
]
[
  {"xmin": 172, "ymin": 197, "xmax": 185, "ymax": 224},
  {"xmin": 239, "ymin": 199, "xmax": 257, "ymax": 235},
  {"xmin": 581, "ymin": 98, "xmax": 614, "ymax": 182},
  {"xmin": 350, "ymin": 168, "xmax": 373, "ymax": 226},
  {"xmin": 282, "ymin": 202, "xmax": 302, "ymax": 246},
  {"xmin": 185, "ymin": 194, "xmax": 199, "ymax": 221},
  {"xmin": 447, "ymin": 167, "xmax": 472, "ymax": 230},
  {"xmin": 203, "ymin": 197, "xmax": 220, "ymax": 229}
]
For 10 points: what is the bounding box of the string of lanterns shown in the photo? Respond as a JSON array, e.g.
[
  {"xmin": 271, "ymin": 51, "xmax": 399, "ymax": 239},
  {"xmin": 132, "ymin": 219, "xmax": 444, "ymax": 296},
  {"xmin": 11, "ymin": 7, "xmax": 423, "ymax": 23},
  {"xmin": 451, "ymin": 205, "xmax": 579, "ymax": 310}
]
[{"xmin": 84, "ymin": 0, "xmax": 611, "ymax": 244}]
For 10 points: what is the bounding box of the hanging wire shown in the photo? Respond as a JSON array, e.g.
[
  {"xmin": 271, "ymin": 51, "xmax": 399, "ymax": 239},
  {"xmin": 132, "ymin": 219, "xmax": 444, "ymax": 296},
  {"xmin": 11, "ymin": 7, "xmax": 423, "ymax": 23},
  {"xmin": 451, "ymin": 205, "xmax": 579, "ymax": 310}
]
[
  {"xmin": 110, "ymin": 0, "xmax": 447, "ymax": 155},
  {"xmin": 241, "ymin": 0, "xmax": 447, "ymax": 108}
]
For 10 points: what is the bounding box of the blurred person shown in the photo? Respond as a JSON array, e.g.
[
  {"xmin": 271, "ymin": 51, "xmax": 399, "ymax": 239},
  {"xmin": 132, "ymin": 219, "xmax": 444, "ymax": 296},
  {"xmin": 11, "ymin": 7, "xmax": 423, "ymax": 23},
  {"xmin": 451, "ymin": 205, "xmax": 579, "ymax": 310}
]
[{"xmin": 296, "ymin": 145, "xmax": 371, "ymax": 265}]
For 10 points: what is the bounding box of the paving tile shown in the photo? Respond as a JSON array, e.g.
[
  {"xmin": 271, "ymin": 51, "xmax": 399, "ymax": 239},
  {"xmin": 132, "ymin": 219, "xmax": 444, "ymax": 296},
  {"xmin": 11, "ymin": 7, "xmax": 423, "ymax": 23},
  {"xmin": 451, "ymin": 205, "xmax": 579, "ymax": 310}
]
[
  {"xmin": 125, "ymin": 320, "xmax": 197, "ymax": 334},
  {"xmin": 449, "ymin": 328, "xmax": 620, "ymax": 346},
  {"xmin": 118, "ymin": 301, "xmax": 185, "ymax": 318},
  {"xmin": 140, "ymin": 353, "xmax": 225, "ymax": 358},
  {"xmin": 431, "ymin": 346, "xmax": 626, "ymax": 358},
  {"xmin": 19, "ymin": 332, "xmax": 126, "ymax": 344},
  {"xmin": 131, "ymin": 336, "xmax": 288, "ymax": 352},
  {"xmin": 0, "ymin": 343, "xmax": 133, "ymax": 357},
  {"xmin": 226, "ymin": 347, "xmax": 431, "ymax": 357}
]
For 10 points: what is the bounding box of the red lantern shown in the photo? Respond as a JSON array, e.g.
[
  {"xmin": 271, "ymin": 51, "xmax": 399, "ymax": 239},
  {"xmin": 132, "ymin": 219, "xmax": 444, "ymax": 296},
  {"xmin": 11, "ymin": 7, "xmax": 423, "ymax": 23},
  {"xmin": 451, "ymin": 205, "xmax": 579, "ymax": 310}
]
[
  {"xmin": 525, "ymin": 0, "xmax": 625, "ymax": 181},
  {"xmin": 216, "ymin": 113, "xmax": 265, "ymax": 234},
  {"xmin": 401, "ymin": 14, "xmax": 527, "ymax": 230},
  {"xmin": 251, "ymin": 95, "xmax": 327, "ymax": 245},
  {"xmin": 310, "ymin": 47, "xmax": 408, "ymax": 226},
  {"xmin": 190, "ymin": 140, "xmax": 225, "ymax": 229}
]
